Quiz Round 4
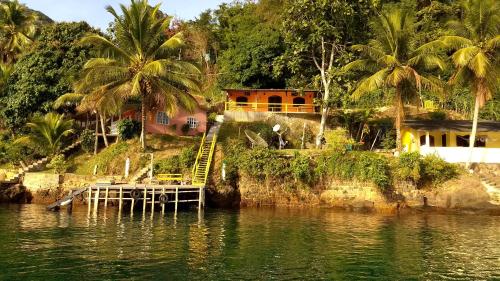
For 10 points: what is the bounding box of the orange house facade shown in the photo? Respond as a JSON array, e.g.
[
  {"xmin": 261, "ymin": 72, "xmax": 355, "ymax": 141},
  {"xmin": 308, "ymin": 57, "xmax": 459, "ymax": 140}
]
[
  {"xmin": 120, "ymin": 102, "xmax": 207, "ymax": 136},
  {"xmin": 225, "ymin": 89, "xmax": 319, "ymax": 113}
]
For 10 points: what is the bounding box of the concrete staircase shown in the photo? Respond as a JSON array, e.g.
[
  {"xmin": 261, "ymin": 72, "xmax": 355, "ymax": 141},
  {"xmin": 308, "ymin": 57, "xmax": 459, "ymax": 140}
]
[
  {"xmin": 130, "ymin": 166, "xmax": 151, "ymax": 184},
  {"xmin": 1, "ymin": 141, "xmax": 81, "ymax": 185},
  {"xmin": 480, "ymin": 174, "xmax": 500, "ymax": 205}
]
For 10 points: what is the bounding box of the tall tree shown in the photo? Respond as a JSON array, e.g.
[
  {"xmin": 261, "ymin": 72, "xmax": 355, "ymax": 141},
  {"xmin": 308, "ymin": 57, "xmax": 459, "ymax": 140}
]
[
  {"xmin": 0, "ymin": 22, "xmax": 98, "ymax": 130},
  {"xmin": 344, "ymin": 9, "xmax": 445, "ymax": 151},
  {"xmin": 79, "ymin": 0, "xmax": 200, "ymax": 150},
  {"xmin": 0, "ymin": 0, "xmax": 38, "ymax": 63},
  {"xmin": 215, "ymin": 0, "xmax": 286, "ymax": 88},
  {"xmin": 426, "ymin": 0, "xmax": 499, "ymax": 167},
  {"xmin": 278, "ymin": 0, "xmax": 373, "ymax": 148},
  {"xmin": 15, "ymin": 112, "xmax": 74, "ymax": 156}
]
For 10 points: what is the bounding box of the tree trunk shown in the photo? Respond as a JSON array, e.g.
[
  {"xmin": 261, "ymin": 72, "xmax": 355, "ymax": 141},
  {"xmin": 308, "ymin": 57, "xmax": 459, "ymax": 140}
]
[
  {"xmin": 316, "ymin": 91, "xmax": 329, "ymax": 148},
  {"xmin": 466, "ymin": 94, "xmax": 481, "ymax": 169},
  {"xmin": 395, "ymin": 86, "xmax": 403, "ymax": 152},
  {"xmin": 140, "ymin": 101, "xmax": 146, "ymax": 150},
  {"xmin": 99, "ymin": 113, "xmax": 109, "ymax": 147},
  {"xmin": 94, "ymin": 113, "xmax": 99, "ymax": 155}
]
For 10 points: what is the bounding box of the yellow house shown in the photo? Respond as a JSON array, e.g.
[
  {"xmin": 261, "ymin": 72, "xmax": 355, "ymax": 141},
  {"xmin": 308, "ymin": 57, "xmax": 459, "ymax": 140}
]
[{"xmin": 401, "ymin": 120, "xmax": 500, "ymax": 164}]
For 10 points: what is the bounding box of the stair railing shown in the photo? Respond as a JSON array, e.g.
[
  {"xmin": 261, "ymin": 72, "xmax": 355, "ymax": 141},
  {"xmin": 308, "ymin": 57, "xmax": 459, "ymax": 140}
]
[
  {"xmin": 201, "ymin": 133, "xmax": 218, "ymax": 185},
  {"xmin": 191, "ymin": 133, "xmax": 206, "ymax": 181}
]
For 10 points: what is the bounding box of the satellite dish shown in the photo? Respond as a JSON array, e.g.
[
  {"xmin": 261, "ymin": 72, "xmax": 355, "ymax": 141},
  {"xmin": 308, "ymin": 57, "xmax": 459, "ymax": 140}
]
[
  {"xmin": 273, "ymin": 124, "xmax": 281, "ymax": 132},
  {"xmin": 244, "ymin": 130, "xmax": 268, "ymax": 148}
]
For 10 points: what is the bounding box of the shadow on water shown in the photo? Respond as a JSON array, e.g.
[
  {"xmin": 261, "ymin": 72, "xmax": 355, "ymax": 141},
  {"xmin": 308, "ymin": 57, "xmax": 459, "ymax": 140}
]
[{"xmin": 0, "ymin": 204, "xmax": 498, "ymax": 280}]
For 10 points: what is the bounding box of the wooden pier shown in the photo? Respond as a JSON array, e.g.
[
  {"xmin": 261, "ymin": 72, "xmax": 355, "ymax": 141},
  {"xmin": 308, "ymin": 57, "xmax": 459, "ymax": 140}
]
[{"xmin": 84, "ymin": 184, "xmax": 205, "ymax": 215}]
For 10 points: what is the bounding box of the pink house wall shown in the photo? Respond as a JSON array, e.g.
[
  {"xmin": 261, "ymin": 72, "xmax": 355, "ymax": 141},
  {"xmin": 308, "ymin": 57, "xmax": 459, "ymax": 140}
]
[{"xmin": 122, "ymin": 106, "xmax": 207, "ymax": 136}]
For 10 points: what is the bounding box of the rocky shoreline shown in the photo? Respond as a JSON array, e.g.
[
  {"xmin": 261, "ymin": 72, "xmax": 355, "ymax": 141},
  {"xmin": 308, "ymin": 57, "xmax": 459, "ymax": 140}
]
[{"xmin": 1, "ymin": 172, "xmax": 499, "ymax": 216}]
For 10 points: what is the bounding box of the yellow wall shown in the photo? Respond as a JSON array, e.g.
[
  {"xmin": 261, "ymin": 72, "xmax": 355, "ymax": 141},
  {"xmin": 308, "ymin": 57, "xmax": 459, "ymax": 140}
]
[{"xmin": 400, "ymin": 128, "xmax": 500, "ymax": 150}]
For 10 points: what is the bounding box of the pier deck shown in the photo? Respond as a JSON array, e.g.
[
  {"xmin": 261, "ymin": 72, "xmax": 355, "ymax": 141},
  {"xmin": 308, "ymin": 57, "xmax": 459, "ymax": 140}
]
[{"xmin": 49, "ymin": 184, "xmax": 205, "ymax": 215}]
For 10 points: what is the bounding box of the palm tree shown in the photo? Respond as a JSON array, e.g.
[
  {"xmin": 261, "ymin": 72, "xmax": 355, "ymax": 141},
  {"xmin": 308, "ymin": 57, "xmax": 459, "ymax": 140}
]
[
  {"xmin": 0, "ymin": 0, "xmax": 38, "ymax": 63},
  {"xmin": 79, "ymin": 0, "xmax": 200, "ymax": 150},
  {"xmin": 0, "ymin": 62, "xmax": 12, "ymax": 90},
  {"xmin": 424, "ymin": 0, "xmax": 499, "ymax": 167},
  {"xmin": 54, "ymin": 85, "xmax": 125, "ymax": 153},
  {"xmin": 344, "ymin": 9, "xmax": 445, "ymax": 152},
  {"xmin": 15, "ymin": 112, "xmax": 74, "ymax": 156}
]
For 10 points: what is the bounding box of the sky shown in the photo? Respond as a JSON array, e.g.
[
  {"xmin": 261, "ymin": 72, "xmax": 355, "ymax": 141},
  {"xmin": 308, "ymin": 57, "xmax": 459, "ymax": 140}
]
[{"xmin": 20, "ymin": 0, "xmax": 230, "ymax": 30}]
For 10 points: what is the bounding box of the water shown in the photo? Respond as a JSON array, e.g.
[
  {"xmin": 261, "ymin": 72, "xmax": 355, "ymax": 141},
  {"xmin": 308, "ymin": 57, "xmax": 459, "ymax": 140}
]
[{"xmin": 0, "ymin": 205, "xmax": 498, "ymax": 281}]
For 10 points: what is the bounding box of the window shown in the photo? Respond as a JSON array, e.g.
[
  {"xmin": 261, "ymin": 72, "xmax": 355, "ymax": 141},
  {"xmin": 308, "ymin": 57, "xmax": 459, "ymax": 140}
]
[
  {"xmin": 236, "ymin": 96, "xmax": 248, "ymax": 106},
  {"xmin": 441, "ymin": 134, "xmax": 447, "ymax": 147},
  {"xmin": 456, "ymin": 135, "xmax": 486, "ymax": 147},
  {"xmin": 268, "ymin": 96, "xmax": 282, "ymax": 112},
  {"xmin": 187, "ymin": 117, "xmax": 199, "ymax": 129},
  {"xmin": 293, "ymin": 97, "xmax": 306, "ymax": 107},
  {"xmin": 420, "ymin": 135, "xmax": 435, "ymax": 146},
  {"xmin": 156, "ymin": 112, "xmax": 169, "ymax": 125}
]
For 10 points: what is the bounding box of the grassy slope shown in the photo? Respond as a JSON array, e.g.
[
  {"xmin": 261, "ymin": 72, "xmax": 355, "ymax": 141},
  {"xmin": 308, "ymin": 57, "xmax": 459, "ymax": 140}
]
[{"xmin": 67, "ymin": 135, "xmax": 199, "ymax": 176}]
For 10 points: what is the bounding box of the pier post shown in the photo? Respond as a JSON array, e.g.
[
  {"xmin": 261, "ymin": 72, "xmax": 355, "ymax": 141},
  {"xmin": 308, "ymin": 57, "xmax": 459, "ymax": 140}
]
[
  {"xmin": 143, "ymin": 187, "xmax": 147, "ymax": 213},
  {"xmin": 87, "ymin": 186, "xmax": 92, "ymax": 214},
  {"xmin": 118, "ymin": 186, "xmax": 123, "ymax": 212},
  {"xmin": 161, "ymin": 188, "xmax": 165, "ymax": 215},
  {"xmin": 93, "ymin": 187, "xmax": 100, "ymax": 213},
  {"xmin": 131, "ymin": 194, "xmax": 135, "ymax": 214},
  {"xmin": 104, "ymin": 187, "xmax": 109, "ymax": 208},
  {"xmin": 175, "ymin": 186, "xmax": 179, "ymax": 215},
  {"xmin": 151, "ymin": 187, "xmax": 155, "ymax": 213},
  {"xmin": 198, "ymin": 187, "xmax": 203, "ymax": 210}
]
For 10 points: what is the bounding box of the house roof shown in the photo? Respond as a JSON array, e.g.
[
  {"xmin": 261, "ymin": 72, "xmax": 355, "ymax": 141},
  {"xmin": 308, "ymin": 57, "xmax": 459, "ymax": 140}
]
[
  {"xmin": 404, "ymin": 120, "xmax": 500, "ymax": 132},
  {"xmin": 224, "ymin": 88, "xmax": 319, "ymax": 93}
]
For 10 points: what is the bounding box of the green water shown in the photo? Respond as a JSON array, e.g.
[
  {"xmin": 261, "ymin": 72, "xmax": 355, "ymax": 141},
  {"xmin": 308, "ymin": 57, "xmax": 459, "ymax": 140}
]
[{"xmin": 0, "ymin": 205, "xmax": 498, "ymax": 280}]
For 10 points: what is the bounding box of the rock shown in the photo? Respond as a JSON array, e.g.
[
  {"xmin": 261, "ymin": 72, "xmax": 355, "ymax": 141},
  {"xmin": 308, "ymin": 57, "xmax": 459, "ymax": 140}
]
[{"xmin": 0, "ymin": 184, "xmax": 32, "ymax": 203}]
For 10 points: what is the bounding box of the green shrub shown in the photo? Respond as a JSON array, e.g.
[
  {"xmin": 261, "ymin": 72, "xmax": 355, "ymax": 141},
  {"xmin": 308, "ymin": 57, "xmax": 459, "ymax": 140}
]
[
  {"xmin": 221, "ymin": 139, "xmax": 247, "ymax": 183},
  {"xmin": 155, "ymin": 156, "xmax": 181, "ymax": 174},
  {"xmin": 290, "ymin": 152, "xmax": 314, "ymax": 184},
  {"xmin": 117, "ymin": 119, "xmax": 140, "ymax": 140},
  {"xmin": 208, "ymin": 112, "xmax": 218, "ymax": 123},
  {"xmin": 324, "ymin": 128, "xmax": 355, "ymax": 152},
  {"xmin": 317, "ymin": 151, "xmax": 391, "ymax": 190},
  {"xmin": 230, "ymin": 146, "xmax": 290, "ymax": 180},
  {"xmin": 179, "ymin": 145, "xmax": 198, "ymax": 170},
  {"xmin": 380, "ymin": 129, "xmax": 396, "ymax": 149},
  {"xmin": 80, "ymin": 129, "xmax": 94, "ymax": 153},
  {"xmin": 48, "ymin": 154, "xmax": 68, "ymax": 174},
  {"xmin": 421, "ymin": 154, "xmax": 459, "ymax": 187},
  {"xmin": 395, "ymin": 152, "xmax": 422, "ymax": 183},
  {"xmin": 394, "ymin": 152, "xmax": 459, "ymax": 187},
  {"xmin": 429, "ymin": 111, "xmax": 447, "ymax": 120}
]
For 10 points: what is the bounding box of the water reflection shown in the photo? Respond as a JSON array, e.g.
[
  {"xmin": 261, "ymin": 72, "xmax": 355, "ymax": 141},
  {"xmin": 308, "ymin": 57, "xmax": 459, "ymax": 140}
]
[{"xmin": 0, "ymin": 204, "xmax": 498, "ymax": 280}]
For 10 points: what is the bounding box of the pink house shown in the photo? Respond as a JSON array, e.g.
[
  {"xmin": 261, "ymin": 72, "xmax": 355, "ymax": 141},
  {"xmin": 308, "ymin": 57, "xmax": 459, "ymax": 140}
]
[{"xmin": 120, "ymin": 97, "xmax": 207, "ymax": 136}]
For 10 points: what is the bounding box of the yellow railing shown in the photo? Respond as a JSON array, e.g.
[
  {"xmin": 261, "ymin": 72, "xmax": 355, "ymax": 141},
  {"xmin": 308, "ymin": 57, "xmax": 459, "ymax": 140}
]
[
  {"xmin": 157, "ymin": 174, "xmax": 183, "ymax": 181},
  {"xmin": 191, "ymin": 133, "xmax": 206, "ymax": 177},
  {"xmin": 192, "ymin": 132, "xmax": 217, "ymax": 186},
  {"xmin": 202, "ymin": 133, "xmax": 217, "ymax": 185},
  {"xmin": 225, "ymin": 102, "xmax": 317, "ymax": 113}
]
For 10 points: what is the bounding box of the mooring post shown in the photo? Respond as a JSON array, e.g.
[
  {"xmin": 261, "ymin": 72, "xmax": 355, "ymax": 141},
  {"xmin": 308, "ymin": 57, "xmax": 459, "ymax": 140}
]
[
  {"xmin": 143, "ymin": 187, "xmax": 147, "ymax": 213},
  {"xmin": 131, "ymin": 193, "xmax": 135, "ymax": 214},
  {"xmin": 198, "ymin": 187, "xmax": 203, "ymax": 210},
  {"xmin": 151, "ymin": 187, "xmax": 155, "ymax": 213},
  {"xmin": 93, "ymin": 187, "xmax": 100, "ymax": 213},
  {"xmin": 175, "ymin": 186, "xmax": 179, "ymax": 215},
  {"xmin": 161, "ymin": 188, "xmax": 165, "ymax": 215},
  {"xmin": 104, "ymin": 187, "xmax": 109, "ymax": 208},
  {"xmin": 118, "ymin": 186, "xmax": 123, "ymax": 212},
  {"xmin": 87, "ymin": 186, "xmax": 92, "ymax": 214}
]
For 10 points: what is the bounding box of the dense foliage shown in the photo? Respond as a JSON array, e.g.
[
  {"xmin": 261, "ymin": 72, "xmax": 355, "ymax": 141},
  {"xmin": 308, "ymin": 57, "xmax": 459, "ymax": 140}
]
[
  {"xmin": 117, "ymin": 119, "xmax": 141, "ymax": 141},
  {"xmin": 0, "ymin": 22, "xmax": 97, "ymax": 129}
]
